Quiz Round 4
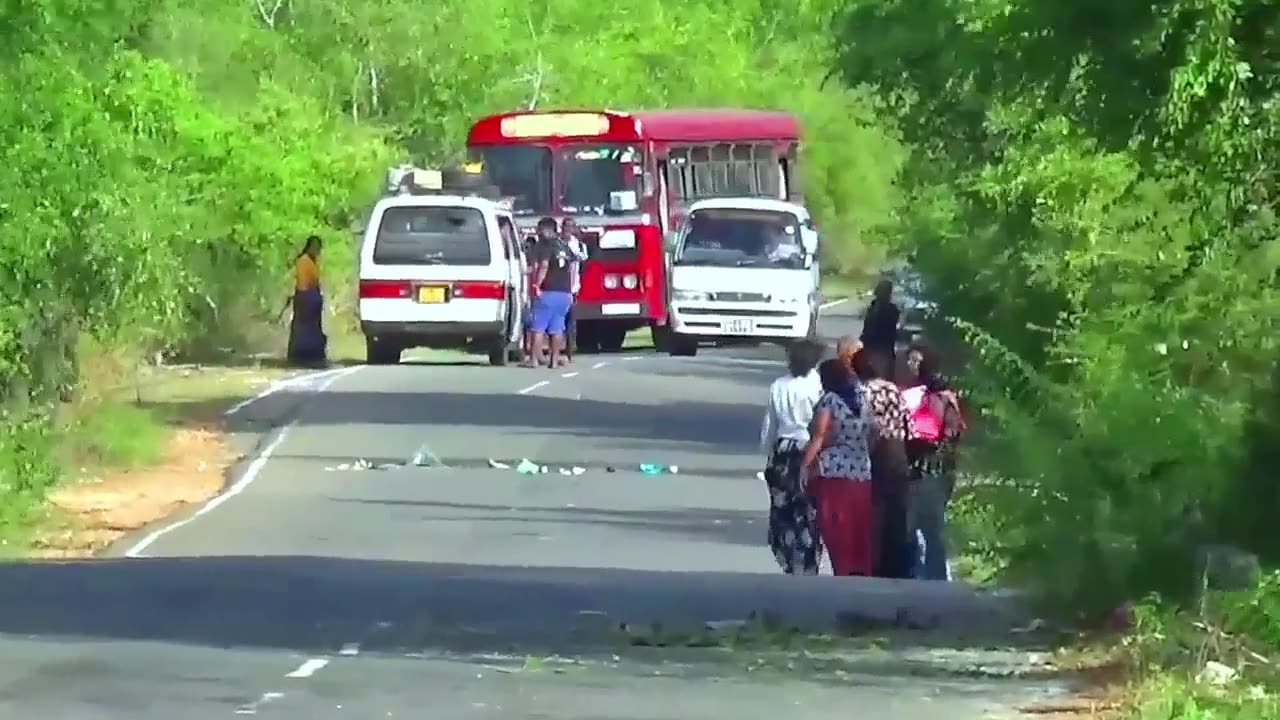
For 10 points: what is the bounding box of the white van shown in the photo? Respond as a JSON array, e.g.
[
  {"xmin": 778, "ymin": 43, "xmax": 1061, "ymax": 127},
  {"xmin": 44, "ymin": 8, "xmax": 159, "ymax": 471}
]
[
  {"xmin": 665, "ymin": 198, "xmax": 821, "ymax": 357},
  {"xmin": 357, "ymin": 194, "xmax": 527, "ymax": 366}
]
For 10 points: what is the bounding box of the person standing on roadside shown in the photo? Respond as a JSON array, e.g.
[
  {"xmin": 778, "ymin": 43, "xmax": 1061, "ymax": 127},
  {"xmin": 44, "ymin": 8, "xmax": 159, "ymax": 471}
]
[
  {"xmin": 560, "ymin": 218, "xmax": 589, "ymax": 362},
  {"xmin": 760, "ymin": 339, "xmax": 826, "ymax": 575},
  {"xmin": 800, "ymin": 358, "xmax": 877, "ymax": 576},
  {"xmin": 902, "ymin": 344, "xmax": 966, "ymax": 580},
  {"xmin": 523, "ymin": 217, "xmax": 575, "ymax": 369},
  {"xmin": 851, "ymin": 347, "xmax": 913, "ymax": 578},
  {"xmin": 860, "ymin": 279, "xmax": 900, "ymax": 369},
  {"xmin": 283, "ymin": 235, "xmax": 328, "ymax": 368}
]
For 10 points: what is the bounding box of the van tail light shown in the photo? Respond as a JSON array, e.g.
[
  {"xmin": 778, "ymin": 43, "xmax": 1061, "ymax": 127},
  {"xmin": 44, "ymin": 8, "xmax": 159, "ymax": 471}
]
[
  {"xmin": 452, "ymin": 280, "xmax": 506, "ymax": 300},
  {"xmin": 359, "ymin": 280, "xmax": 411, "ymax": 299}
]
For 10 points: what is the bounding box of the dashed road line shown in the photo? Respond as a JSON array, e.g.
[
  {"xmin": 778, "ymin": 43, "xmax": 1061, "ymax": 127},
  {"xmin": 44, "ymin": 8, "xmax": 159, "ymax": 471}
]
[
  {"xmin": 339, "ymin": 642, "xmax": 361, "ymax": 656},
  {"xmin": 285, "ymin": 658, "xmax": 329, "ymax": 678},
  {"xmin": 591, "ymin": 361, "xmax": 608, "ymax": 369},
  {"xmin": 820, "ymin": 297, "xmax": 849, "ymax": 310},
  {"xmin": 516, "ymin": 379, "xmax": 550, "ymax": 394},
  {"xmin": 560, "ymin": 371, "xmax": 579, "ymax": 378},
  {"xmin": 235, "ymin": 691, "xmax": 284, "ymax": 715}
]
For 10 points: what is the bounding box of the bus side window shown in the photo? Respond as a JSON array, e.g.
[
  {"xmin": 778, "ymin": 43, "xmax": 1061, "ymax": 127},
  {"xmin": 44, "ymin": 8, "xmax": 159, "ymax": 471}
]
[
  {"xmin": 711, "ymin": 143, "xmax": 733, "ymax": 195},
  {"xmin": 730, "ymin": 144, "xmax": 756, "ymax": 194},
  {"xmin": 689, "ymin": 146, "xmax": 712, "ymax": 197},
  {"xmin": 754, "ymin": 144, "xmax": 779, "ymax": 197},
  {"xmin": 668, "ymin": 148, "xmax": 691, "ymax": 201}
]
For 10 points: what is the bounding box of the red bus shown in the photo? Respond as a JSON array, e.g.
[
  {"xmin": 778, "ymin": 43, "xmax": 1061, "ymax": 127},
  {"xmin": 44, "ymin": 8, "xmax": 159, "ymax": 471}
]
[{"xmin": 465, "ymin": 109, "xmax": 802, "ymax": 352}]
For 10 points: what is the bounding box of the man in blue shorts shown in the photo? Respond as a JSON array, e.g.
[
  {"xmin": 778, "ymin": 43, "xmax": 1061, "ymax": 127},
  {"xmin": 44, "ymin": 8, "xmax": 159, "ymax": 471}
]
[{"xmin": 524, "ymin": 217, "xmax": 575, "ymax": 368}]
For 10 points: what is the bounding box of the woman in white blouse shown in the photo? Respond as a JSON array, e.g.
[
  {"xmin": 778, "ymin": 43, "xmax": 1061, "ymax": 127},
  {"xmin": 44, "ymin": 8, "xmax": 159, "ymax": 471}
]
[{"xmin": 759, "ymin": 340, "xmax": 826, "ymax": 574}]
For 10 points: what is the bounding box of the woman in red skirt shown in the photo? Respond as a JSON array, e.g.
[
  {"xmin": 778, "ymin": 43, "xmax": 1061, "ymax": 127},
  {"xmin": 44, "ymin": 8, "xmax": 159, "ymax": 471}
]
[{"xmin": 800, "ymin": 359, "xmax": 877, "ymax": 576}]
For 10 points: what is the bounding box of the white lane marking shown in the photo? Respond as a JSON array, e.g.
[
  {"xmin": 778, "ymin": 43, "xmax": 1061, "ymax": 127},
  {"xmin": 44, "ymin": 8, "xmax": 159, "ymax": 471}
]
[
  {"xmin": 560, "ymin": 371, "xmax": 579, "ymax": 378},
  {"xmin": 820, "ymin": 297, "xmax": 849, "ymax": 310},
  {"xmin": 591, "ymin": 361, "xmax": 608, "ymax": 369},
  {"xmin": 125, "ymin": 366, "xmax": 361, "ymax": 558},
  {"xmin": 517, "ymin": 380, "xmax": 550, "ymax": 394},
  {"xmin": 622, "ymin": 356, "xmax": 640, "ymax": 361},
  {"xmin": 224, "ymin": 366, "xmax": 350, "ymax": 416},
  {"xmin": 285, "ymin": 658, "xmax": 329, "ymax": 678},
  {"xmin": 235, "ymin": 691, "xmax": 284, "ymax": 715},
  {"xmin": 339, "ymin": 642, "xmax": 360, "ymax": 656}
]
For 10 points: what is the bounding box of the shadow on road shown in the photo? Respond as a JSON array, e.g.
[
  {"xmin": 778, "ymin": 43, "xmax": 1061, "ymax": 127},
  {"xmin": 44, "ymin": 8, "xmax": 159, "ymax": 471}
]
[
  {"xmin": 148, "ymin": 391, "xmax": 764, "ymax": 450},
  {"xmin": 330, "ymin": 498, "xmax": 765, "ymax": 549},
  {"xmin": 0, "ymin": 556, "xmax": 1033, "ymax": 661}
]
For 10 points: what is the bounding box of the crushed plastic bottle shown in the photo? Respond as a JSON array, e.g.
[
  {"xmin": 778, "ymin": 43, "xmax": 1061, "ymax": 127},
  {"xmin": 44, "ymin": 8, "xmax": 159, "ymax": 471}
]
[
  {"xmin": 515, "ymin": 458, "xmax": 540, "ymax": 475},
  {"xmin": 638, "ymin": 463, "xmax": 663, "ymax": 475}
]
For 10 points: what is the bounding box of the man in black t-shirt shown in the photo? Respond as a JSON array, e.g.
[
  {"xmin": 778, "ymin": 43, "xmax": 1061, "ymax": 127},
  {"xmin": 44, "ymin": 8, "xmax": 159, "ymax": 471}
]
[{"xmin": 523, "ymin": 217, "xmax": 576, "ymax": 368}]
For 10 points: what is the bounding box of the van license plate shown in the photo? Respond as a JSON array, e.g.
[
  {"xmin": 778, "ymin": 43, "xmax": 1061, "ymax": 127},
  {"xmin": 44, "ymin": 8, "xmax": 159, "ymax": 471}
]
[
  {"xmin": 416, "ymin": 285, "xmax": 447, "ymax": 303},
  {"xmin": 724, "ymin": 319, "xmax": 755, "ymax": 334}
]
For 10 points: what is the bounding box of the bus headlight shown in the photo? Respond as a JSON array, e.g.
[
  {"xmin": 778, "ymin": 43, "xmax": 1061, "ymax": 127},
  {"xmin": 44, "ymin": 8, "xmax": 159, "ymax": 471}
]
[
  {"xmin": 603, "ymin": 274, "xmax": 620, "ymax": 289},
  {"xmin": 672, "ymin": 289, "xmax": 710, "ymax": 302},
  {"xmin": 621, "ymin": 273, "xmax": 638, "ymax": 289}
]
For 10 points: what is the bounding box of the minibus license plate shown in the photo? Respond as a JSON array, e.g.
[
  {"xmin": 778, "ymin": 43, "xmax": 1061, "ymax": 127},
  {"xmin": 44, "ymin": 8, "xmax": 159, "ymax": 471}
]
[
  {"xmin": 417, "ymin": 285, "xmax": 447, "ymax": 303},
  {"xmin": 725, "ymin": 319, "xmax": 754, "ymax": 334}
]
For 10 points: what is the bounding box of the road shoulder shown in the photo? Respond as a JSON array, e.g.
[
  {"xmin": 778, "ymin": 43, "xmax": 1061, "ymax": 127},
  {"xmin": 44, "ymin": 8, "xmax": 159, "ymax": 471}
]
[{"xmin": 27, "ymin": 362, "xmax": 331, "ymax": 558}]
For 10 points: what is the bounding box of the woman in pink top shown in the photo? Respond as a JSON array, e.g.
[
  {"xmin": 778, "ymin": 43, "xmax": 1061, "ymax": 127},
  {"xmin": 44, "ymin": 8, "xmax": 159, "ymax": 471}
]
[{"xmin": 903, "ymin": 344, "xmax": 965, "ymax": 580}]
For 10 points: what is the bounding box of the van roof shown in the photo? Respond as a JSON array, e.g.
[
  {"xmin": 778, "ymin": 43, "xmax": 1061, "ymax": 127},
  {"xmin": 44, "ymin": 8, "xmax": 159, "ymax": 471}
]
[
  {"xmin": 374, "ymin": 194, "xmax": 508, "ymax": 213},
  {"xmin": 686, "ymin": 197, "xmax": 809, "ymax": 216}
]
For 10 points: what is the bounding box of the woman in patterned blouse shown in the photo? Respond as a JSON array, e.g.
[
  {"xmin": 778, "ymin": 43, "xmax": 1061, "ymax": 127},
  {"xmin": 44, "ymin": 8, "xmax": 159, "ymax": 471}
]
[
  {"xmin": 800, "ymin": 359, "xmax": 877, "ymax": 576},
  {"xmin": 851, "ymin": 348, "xmax": 914, "ymax": 579}
]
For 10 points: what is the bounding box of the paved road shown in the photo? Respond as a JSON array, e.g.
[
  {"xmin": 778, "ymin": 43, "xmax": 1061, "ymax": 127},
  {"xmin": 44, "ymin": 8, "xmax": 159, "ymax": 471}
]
[{"xmin": 0, "ymin": 301, "xmax": 1064, "ymax": 718}]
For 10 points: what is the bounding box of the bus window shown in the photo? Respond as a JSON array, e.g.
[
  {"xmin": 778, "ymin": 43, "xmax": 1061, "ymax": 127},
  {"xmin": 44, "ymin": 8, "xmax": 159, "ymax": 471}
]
[
  {"xmin": 753, "ymin": 144, "xmax": 779, "ymax": 197},
  {"xmin": 693, "ymin": 161, "xmax": 717, "ymax": 196},
  {"xmin": 558, "ymin": 143, "xmax": 643, "ymax": 215},
  {"xmin": 468, "ymin": 145, "xmax": 551, "ymax": 215},
  {"xmin": 668, "ymin": 148, "xmax": 691, "ymax": 200},
  {"xmin": 728, "ymin": 144, "xmax": 757, "ymax": 194}
]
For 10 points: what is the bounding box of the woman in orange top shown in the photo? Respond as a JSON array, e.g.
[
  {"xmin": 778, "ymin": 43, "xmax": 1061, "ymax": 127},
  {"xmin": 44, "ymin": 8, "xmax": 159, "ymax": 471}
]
[{"xmin": 286, "ymin": 235, "xmax": 328, "ymax": 367}]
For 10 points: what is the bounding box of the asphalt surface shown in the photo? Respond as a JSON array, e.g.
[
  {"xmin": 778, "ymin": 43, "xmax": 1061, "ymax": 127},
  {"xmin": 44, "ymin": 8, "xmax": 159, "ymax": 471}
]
[{"xmin": 0, "ymin": 300, "xmax": 1067, "ymax": 718}]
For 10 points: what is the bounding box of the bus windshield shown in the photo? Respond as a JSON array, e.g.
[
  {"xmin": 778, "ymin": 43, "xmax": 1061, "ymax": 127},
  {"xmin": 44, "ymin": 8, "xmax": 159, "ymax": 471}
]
[
  {"xmin": 676, "ymin": 208, "xmax": 806, "ymax": 270},
  {"xmin": 557, "ymin": 144, "xmax": 642, "ymax": 215},
  {"xmin": 468, "ymin": 145, "xmax": 551, "ymax": 216}
]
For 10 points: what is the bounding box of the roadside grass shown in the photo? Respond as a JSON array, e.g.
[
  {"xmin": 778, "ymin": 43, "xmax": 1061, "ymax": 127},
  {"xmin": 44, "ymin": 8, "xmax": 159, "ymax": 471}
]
[{"xmin": 821, "ymin": 272, "xmax": 872, "ymax": 302}]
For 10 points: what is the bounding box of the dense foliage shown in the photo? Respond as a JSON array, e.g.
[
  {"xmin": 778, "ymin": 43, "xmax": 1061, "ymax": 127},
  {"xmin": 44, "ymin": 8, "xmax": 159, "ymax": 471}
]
[
  {"xmin": 833, "ymin": 0, "xmax": 1279, "ymax": 611},
  {"xmin": 0, "ymin": 0, "xmax": 903, "ymax": 528}
]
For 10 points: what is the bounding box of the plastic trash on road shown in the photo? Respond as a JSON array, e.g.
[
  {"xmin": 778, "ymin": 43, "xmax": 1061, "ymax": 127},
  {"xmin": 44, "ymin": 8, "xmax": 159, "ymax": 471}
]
[
  {"xmin": 516, "ymin": 458, "xmax": 540, "ymax": 475},
  {"xmin": 488, "ymin": 459, "xmax": 511, "ymax": 469},
  {"xmin": 638, "ymin": 463, "xmax": 663, "ymax": 475},
  {"xmin": 571, "ymin": 466, "xmax": 586, "ymax": 476},
  {"xmin": 410, "ymin": 444, "xmax": 445, "ymax": 467}
]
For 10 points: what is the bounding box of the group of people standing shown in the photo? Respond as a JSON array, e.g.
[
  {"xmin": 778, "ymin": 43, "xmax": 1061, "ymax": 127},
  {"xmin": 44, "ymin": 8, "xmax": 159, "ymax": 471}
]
[
  {"xmin": 759, "ymin": 280, "xmax": 965, "ymax": 579},
  {"xmin": 522, "ymin": 217, "xmax": 588, "ymax": 369}
]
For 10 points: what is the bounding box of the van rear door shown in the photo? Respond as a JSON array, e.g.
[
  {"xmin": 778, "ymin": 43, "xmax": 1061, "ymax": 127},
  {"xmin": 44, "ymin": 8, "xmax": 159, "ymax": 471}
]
[{"xmin": 359, "ymin": 203, "xmax": 507, "ymax": 324}]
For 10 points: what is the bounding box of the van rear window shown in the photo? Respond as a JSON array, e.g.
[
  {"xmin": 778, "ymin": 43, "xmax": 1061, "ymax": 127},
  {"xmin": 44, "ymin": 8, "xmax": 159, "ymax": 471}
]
[{"xmin": 373, "ymin": 206, "xmax": 491, "ymax": 265}]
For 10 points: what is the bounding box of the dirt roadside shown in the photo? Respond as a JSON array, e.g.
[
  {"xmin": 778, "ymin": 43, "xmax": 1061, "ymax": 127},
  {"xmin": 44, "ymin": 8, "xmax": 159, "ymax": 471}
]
[{"xmin": 30, "ymin": 362, "xmax": 318, "ymax": 558}]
